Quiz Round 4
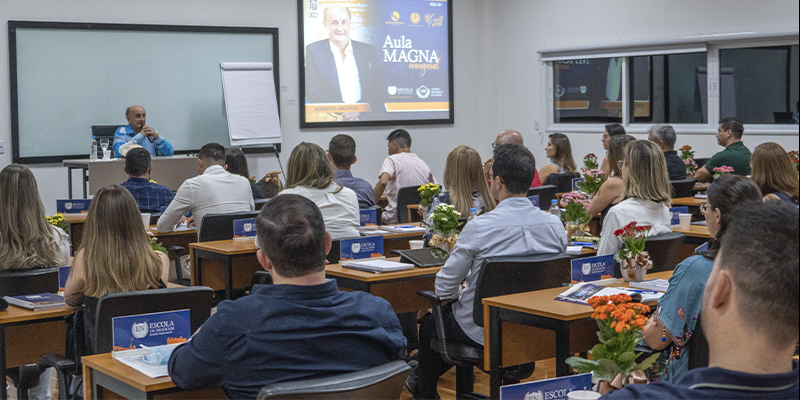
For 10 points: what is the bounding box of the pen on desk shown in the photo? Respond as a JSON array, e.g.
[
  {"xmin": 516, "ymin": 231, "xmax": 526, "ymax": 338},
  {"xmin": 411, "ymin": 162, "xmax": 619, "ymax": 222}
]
[{"xmin": 572, "ymin": 242, "xmax": 594, "ymax": 246}]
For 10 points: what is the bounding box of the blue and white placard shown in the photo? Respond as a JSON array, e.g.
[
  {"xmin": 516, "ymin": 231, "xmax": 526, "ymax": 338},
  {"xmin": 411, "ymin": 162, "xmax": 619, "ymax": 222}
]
[
  {"xmin": 340, "ymin": 236, "xmax": 384, "ymax": 261},
  {"xmin": 56, "ymin": 199, "xmax": 91, "ymax": 214},
  {"xmin": 500, "ymin": 373, "xmax": 592, "ymax": 400},
  {"xmin": 233, "ymin": 218, "xmax": 257, "ymax": 238},
  {"xmin": 572, "ymin": 177, "xmax": 585, "ymax": 191},
  {"xmin": 669, "ymin": 206, "xmax": 690, "ymax": 226},
  {"xmin": 528, "ymin": 195, "xmax": 540, "ymax": 208},
  {"xmin": 59, "ymin": 266, "xmax": 71, "ymax": 291},
  {"xmin": 360, "ymin": 208, "xmax": 378, "ymax": 226},
  {"xmin": 695, "ymin": 241, "xmax": 709, "ymax": 253},
  {"xmin": 113, "ymin": 309, "xmax": 191, "ymax": 350},
  {"xmin": 571, "ymin": 254, "xmax": 614, "ymax": 283}
]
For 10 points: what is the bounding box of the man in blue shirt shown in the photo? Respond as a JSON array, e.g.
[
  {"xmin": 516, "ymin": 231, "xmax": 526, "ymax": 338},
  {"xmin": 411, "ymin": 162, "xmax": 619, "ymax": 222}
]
[
  {"xmin": 119, "ymin": 148, "xmax": 174, "ymax": 212},
  {"xmin": 328, "ymin": 134, "xmax": 376, "ymax": 208},
  {"xmin": 605, "ymin": 201, "xmax": 799, "ymax": 400},
  {"xmin": 407, "ymin": 144, "xmax": 568, "ymax": 399},
  {"xmin": 113, "ymin": 105, "xmax": 174, "ymax": 158},
  {"xmin": 168, "ymin": 194, "xmax": 406, "ymax": 399}
]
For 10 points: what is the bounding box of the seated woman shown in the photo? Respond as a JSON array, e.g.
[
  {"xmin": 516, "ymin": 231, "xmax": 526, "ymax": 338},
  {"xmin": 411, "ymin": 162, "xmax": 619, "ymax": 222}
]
[
  {"xmin": 598, "ymin": 140, "xmax": 674, "ymax": 257},
  {"xmin": 64, "ymin": 184, "xmax": 170, "ymax": 350},
  {"xmin": 429, "ymin": 145, "xmax": 496, "ymax": 216},
  {"xmin": 540, "ymin": 133, "xmax": 578, "ymax": 183},
  {"xmin": 587, "ymin": 135, "xmax": 636, "ymax": 231},
  {"xmin": 225, "ymin": 148, "xmax": 265, "ymax": 200},
  {"xmin": 599, "ymin": 123, "xmax": 626, "ymax": 177},
  {"xmin": 643, "ymin": 175, "xmax": 763, "ymax": 383},
  {"xmin": 280, "ymin": 142, "xmax": 360, "ymax": 239},
  {"xmin": 750, "ymin": 142, "xmax": 799, "ymax": 204},
  {"xmin": 0, "ymin": 164, "xmax": 70, "ymax": 271}
]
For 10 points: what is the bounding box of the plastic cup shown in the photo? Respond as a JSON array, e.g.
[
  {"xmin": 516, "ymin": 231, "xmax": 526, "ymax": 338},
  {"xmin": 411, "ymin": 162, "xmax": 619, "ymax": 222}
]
[
  {"xmin": 568, "ymin": 390, "xmax": 601, "ymax": 400},
  {"xmin": 103, "ymin": 150, "xmax": 112, "ymax": 159},
  {"xmin": 409, "ymin": 240, "xmax": 424, "ymax": 250},
  {"xmin": 141, "ymin": 213, "xmax": 151, "ymax": 229},
  {"xmin": 679, "ymin": 213, "xmax": 692, "ymax": 230}
]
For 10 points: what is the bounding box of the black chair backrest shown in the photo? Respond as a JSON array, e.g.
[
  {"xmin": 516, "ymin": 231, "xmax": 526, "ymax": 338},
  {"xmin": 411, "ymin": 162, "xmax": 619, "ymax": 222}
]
[
  {"xmin": 255, "ymin": 198, "xmax": 270, "ymax": 210},
  {"xmin": 644, "ymin": 232, "xmax": 686, "ymax": 273},
  {"xmin": 543, "ymin": 173, "xmax": 581, "ymax": 193},
  {"xmin": 0, "ymin": 267, "xmax": 60, "ymax": 297},
  {"xmin": 694, "ymin": 157, "xmax": 710, "ymax": 169},
  {"xmin": 671, "ymin": 178, "xmax": 697, "ymax": 198},
  {"xmin": 688, "ymin": 316, "xmax": 709, "ymax": 370},
  {"xmin": 199, "ymin": 211, "xmax": 261, "ymax": 242},
  {"xmin": 257, "ymin": 360, "xmax": 410, "ymax": 400},
  {"xmin": 93, "ymin": 287, "xmax": 214, "ymax": 354},
  {"xmin": 472, "ymin": 254, "xmax": 572, "ymax": 327},
  {"xmin": 396, "ymin": 186, "xmax": 422, "ymax": 224},
  {"xmin": 527, "ymin": 185, "xmax": 557, "ymax": 211},
  {"xmin": 91, "ymin": 125, "xmax": 119, "ymax": 157}
]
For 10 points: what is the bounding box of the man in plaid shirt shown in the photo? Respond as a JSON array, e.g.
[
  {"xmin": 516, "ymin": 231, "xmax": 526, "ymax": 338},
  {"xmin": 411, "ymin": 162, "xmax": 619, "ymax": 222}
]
[{"xmin": 120, "ymin": 148, "xmax": 175, "ymax": 212}]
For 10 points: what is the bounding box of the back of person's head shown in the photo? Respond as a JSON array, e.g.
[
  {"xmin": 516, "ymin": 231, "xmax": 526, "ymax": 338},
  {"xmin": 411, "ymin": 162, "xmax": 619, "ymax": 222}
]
[
  {"xmin": 492, "ymin": 144, "xmax": 536, "ymax": 195},
  {"xmin": 624, "ymin": 140, "xmax": 671, "ymax": 204},
  {"xmin": 80, "ymin": 184, "xmax": 162, "ymax": 297},
  {"xmin": 256, "ymin": 194, "xmax": 327, "ymax": 278},
  {"xmin": 605, "ymin": 123, "xmax": 626, "ymax": 137},
  {"xmin": 710, "ymin": 201, "xmax": 799, "ymax": 346},
  {"xmin": 444, "ymin": 145, "xmax": 495, "ymax": 215},
  {"xmin": 718, "ymin": 117, "xmax": 744, "ymax": 139},
  {"xmin": 702, "ymin": 175, "xmax": 763, "ymax": 259},
  {"xmin": 328, "ymin": 134, "xmax": 357, "ymax": 169},
  {"xmin": 648, "ymin": 124, "xmax": 677, "ymax": 150},
  {"xmin": 387, "ymin": 129, "xmax": 412, "ymax": 149},
  {"xmin": 285, "ymin": 142, "xmax": 340, "ymax": 192},
  {"xmin": 0, "ymin": 164, "xmax": 64, "ymax": 271},
  {"xmin": 548, "ymin": 133, "xmax": 577, "ymax": 174},
  {"xmin": 198, "ymin": 143, "xmax": 226, "ymax": 165},
  {"xmin": 751, "ymin": 142, "xmax": 799, "ymax": 202},
  {"xmin": 495, "ymin": 130, "xmax": 524, "ymax": 146},
  {"xmin": 125, "ymin": 148, "xmax": 151, "ymax": 177},
  {"xmin": 224, "ymin": 148, "xmax": 251, "ymax": 179},
  {"xmin": 608, "ymin": 135, "xmax": 636, "ymax": 177}
]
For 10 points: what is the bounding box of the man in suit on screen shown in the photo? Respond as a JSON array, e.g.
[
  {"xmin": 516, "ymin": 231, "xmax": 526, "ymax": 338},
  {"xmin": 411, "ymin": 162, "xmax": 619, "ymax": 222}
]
[{"xmin": 305, "ymin": 4, "xmax": 383, "ymax": 121}]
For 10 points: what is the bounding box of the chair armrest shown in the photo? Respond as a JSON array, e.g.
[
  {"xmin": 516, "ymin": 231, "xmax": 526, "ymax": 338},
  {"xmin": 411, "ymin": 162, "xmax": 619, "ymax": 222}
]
[
  {"xmin": 166, "ymin": 245, "xmax": 185, "ymax": 257},
  {"xmin": 166, "ymin": 246, "xmax": 187, "ymax": 284},
  {"xmin": 416, "ymin": 290, "xmax": 441, "ymax": 306},
  {"xmin": 39, "ymin": 354, "xmax": 75, "ymax": 371},
  {"xmin": 416, "ymin": 290, "xmax": 460, "ymax": 365}
]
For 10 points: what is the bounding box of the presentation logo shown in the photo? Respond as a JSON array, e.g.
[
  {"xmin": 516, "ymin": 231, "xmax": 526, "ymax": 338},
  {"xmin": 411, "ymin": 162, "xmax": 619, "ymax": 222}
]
[
  {"xmin": 132, "ymin": 321, "xmax": 149, "ymax": 339},
  {"xmin": 582, "ymin": 262, "xmax": 592, "ymax": 276},
  {"xmin": 243, "ymin": 222, "xmax": 253, "ymax": 232},
  {"xmin": 351, "ymin": 242, "xmax": 361, "ymax": 254},
  {"xmin": 425, "ymin": 13, "xmax": 444, "ymax": 27},
  {"xmin": 555, "ymin": 85, "xmax": 565, "ymax": 98},
  {"xmin": 417, "ymin": 86, "xmax": 431, "ymax": 99},
  {"xmin": 580, "ymin": 86, "xmax": 587, "ymax": 94},
  {"xmin": 391, "ymin": 12, "xmax": 400, "ymax": 22},
  {"xmin": 524, "ymin": 390, "xmax": 543, "ymax": 400},
  {"xmin": 410, "ymin": 13, "xmax": 421, "ymax": 24},
  {"xmin": 388, "ymin": 86, "xmax": 398, "ymax": 96},
  {"xmin": 65, "ymin": 202, "xmax": 73, "ymax": 210}
]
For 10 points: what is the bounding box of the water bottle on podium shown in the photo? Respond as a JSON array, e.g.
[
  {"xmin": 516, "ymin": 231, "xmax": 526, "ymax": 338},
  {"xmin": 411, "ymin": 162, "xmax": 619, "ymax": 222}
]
[
  {"xmin": 549, "ymin": 199, "xmax": 561, "ymax": 219},
  {"xmin": 90, "ymin": 135, "xmax": 98, "ymax": 161}
]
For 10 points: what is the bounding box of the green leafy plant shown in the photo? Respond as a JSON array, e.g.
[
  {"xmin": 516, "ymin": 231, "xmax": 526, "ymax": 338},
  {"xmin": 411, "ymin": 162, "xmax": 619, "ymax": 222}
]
[
  {"xmin": 418, "ymin": 183, "xmax": 442, "ymax": 208},
  {"xmin": 583, "ymin": 153, "xmax": 600, "ymax": 170},
  {"xmin": 46, "ymin": 213, "xmax": 70, "ymax": 233},
  {"xmin": 150, "ymin": 236, "xmax": 167, "ymax": 255},
  {"xmin": 576, "ymin": 169, "xmax": 605, "ymax": 196},
  {"xmin": 615, "ymin": 221, "xmax": 651, "ymax": 260},
  {"xmin": 559, "ymin": 191, "xmax": 592, "ymax": 225},
  {"xmin": 431, "ymin": 203, "xmax": 461, "ymax": 236}
]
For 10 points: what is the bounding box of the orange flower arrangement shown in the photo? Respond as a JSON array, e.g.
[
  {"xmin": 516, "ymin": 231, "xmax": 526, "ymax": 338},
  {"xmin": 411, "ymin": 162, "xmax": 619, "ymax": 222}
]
[{"xmin": 588, "ymin": 294, "xmax": 650, "ymax": 333}]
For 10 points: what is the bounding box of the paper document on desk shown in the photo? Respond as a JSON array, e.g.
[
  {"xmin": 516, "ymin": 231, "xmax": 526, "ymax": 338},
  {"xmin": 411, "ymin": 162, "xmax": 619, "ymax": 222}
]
[
  {"xmin": 555, "ymin": 282, "xmax": 663, "ymax": 305},
  {"xmin": 115, "ymin": 353, "xmax": 169, "ymax": 379},
  {"xmin": 382, "ymin": 225, "xmax": 426, "ymax": 233}
]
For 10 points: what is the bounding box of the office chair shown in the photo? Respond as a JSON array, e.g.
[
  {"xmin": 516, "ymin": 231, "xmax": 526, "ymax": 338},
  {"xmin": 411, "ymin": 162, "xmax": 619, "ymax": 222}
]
[
  {"xmin": 257, "ymin": 360, "xmax": 410, "ymax": 400},
  {"xmin": 255, "ymin": 198, "xmax": 270, "ymax": 210},
  {"xmin": 527, "ymin": 185, "xmax": 557, "ymax": 211},
  {"xmin": 543, "ymin": 172, "xmax": 581, "ymax": 193},
  {"xmin": 694, "ymin": 158, "xmax": 710, "ymax": 169},
  {"xmin": 671, "ymin": 178, "xmax": 697, "ymax": 198},
  {"xmin": 417, "ymin": 253, "xmax": 572, "ymax": 399},
  {"xmin": 644, "ymin": 232, "xmax": 686, "ymax": 273},
  {"xmin": 396, "ymin": 186, "xmax": 423, "ymax": 224},
  {"xmin": 40, "ymin": 286, "xmax": 214, "ymax": 400},
  {"xmin": 0, "ymin": 267, "xmax": 62, "ymax": 400}
]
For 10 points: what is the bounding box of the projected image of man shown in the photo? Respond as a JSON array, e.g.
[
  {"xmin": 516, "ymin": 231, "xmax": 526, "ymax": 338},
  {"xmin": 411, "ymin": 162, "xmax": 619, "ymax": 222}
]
[{"xmin": 305, "ymin": 5, "xmax": 383, "ymax": 121}]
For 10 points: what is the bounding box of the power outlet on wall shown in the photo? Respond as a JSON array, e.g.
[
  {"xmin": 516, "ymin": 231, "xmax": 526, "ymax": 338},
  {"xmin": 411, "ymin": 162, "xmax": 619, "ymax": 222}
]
[{"xmin": 0, "ymin": 140, "xmax": 4, "ymax": 154}]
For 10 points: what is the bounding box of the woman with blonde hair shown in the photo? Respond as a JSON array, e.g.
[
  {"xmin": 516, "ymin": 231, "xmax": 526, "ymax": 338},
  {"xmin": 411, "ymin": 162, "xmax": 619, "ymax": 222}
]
[
  {"xmin": 750, "ymin": 142, "xmax": 799, "ymax": 204},
  {"xmin": 280, "ymin": 142, "xmax": 360, "ymax": 239},
  {"xmin": 431, "ymin": 146, "xmax": 496, "ymax": 216},
  {"xmin": 598, "ymin": 140, "xmax": 673, "ymax": 257},
  {"xmin": 540, "ymin": 133, "xmax": 578, "ymax": 182},
  {"xmin": 0, "ymin": 164, "xmax": 70, "ymax": 271},
  {"xmin": 64, "ymin": 184, "xmax": 169, "ymax": 348},
  {"xmin": 587, "ymin": 135, "xmax": 637, "ymax": 231}
]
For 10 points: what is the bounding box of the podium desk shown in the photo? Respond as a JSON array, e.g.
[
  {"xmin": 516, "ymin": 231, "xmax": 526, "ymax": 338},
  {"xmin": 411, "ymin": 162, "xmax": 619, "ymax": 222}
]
[
  {"xmin": 63, "ymin": 156, "xmax": 199, "ymax": 199},
  {"xmin": 672, "ymin": 197, "xmax": 704, "ymax": 207},
  {"xmin": 482, "ymin": 270, "xmax": 674, "ymax": 399}
]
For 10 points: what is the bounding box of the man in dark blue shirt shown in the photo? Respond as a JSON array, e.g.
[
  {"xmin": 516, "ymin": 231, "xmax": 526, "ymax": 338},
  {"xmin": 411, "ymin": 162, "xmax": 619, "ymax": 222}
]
[
  {"xmin": 120, "ymin": 148, "xmax": 174, "ymax": 212},
  {"xmin": 328, "ymin": 134, "xmax": 376, "ymax": 208},
  {"xmin": 648, "ymin": 124, "xmax": 687, "ymax": 181},
  {"xmin": 604, "ymin": 201, "xmax": 799, "ymax": 400},
  {"xmin": 168, "ymin": 194, "xmax": 406, "ymax": 399}
]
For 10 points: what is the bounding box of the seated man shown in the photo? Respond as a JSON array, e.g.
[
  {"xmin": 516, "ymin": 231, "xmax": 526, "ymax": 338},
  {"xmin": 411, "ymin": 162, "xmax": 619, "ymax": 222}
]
[
  {"xmin": 483, "ymin": 130, "xmax": 541, "ymax": 188},
  {"xmin": 119, "ymin": 148, "xmax": 174, "ymax": 212},
  {"xmin": 408, "ymin": 144, "xmax": 568, "ymax": 399},
  {"xmin": 695, "ymin": 117, "xmax": 752, "ymax": 182},
  {"xmin": 156, "ymin": 143, "xmax": 254, "ymax": 235},
  {"xmin": 648, "ymin": 124, "xmax": 687, "ymax": 180},
  {"xmin": 374, "ymin": 129, "xmax": 437, "ymax": 224},
  {"xmin": 605, "ymin": 201, "xmax": 799, "ymax": 399},
  {"xmin": 168, "ymin": 194, "xmax": 406, "ymax": 399},
  {"xmin": 328, "ymin": 134, "xmax": 375, "ymax": 208},
  {"xmin": 113, "ymin": 105, "xmax": 174, "ymax": 158}
]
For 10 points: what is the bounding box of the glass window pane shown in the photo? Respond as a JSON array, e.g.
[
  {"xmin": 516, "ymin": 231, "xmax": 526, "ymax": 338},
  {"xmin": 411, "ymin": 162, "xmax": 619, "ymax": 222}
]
[
  {"xmin": 629, "ymin": 52, "xmax": 707, "ymax": 124},
  {"xmin": 719, "ymin": 45, "xmax": 799, "ymax": 124},
  {"xmin": 553, "ymin": 57, "xmax": 622, "ymax": 123}
]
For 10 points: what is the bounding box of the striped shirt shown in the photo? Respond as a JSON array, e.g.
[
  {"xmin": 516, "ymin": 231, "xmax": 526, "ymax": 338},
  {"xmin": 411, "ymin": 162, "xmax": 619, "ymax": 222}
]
[{"xmin": 121, "ymin": 177, "xmax": 175, "ymax": 212}]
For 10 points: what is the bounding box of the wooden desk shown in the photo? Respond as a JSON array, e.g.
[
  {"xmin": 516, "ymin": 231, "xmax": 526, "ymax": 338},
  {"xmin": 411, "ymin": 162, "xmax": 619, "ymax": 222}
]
[
  {"xmin": 82, "ymin": 352, "xmax": 223, "ymax": 399},
  {"xmin": 0, "ymin": 305, "xmax": 73, "ymax": 399},
  {"xmin": 672, "ymin": 197, "xmax": 704, "ymax": 207},
  {"xmin": 482, "ymin": 271, "xmax": 673, "ymax": 399},
  {"xmin": 672, "ymin": 224, "xmax": 712, "ymax": 239},
  {"xmin": 694, "ymin": 182, "xmax": 710, "ymax": 192}
]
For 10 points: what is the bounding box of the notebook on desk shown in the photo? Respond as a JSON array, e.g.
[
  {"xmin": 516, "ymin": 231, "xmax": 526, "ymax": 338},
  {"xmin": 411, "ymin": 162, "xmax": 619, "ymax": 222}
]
[{"xmin": 343, "ymin": 259, "xmax": 414, "ymax": 274}]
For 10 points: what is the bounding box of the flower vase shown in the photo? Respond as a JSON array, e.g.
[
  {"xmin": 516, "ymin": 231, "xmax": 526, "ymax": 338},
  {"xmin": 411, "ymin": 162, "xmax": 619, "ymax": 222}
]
[
  {"xmin": 620, "ymin": 252, "xmax": 653, "ymax": 282},
  {"xmin": 429, "ymin": 233, "xmax": 457, "ymax": 253},
  {"xmin": 565, "ymin": 220, "xmax": 591, "ymax": 241}
]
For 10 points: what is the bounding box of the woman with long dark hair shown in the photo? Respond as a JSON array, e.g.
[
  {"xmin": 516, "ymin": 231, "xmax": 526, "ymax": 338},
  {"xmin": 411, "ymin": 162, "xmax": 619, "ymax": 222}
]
[{"xmin": 540, "ymin": 133, "xmax": 578, "ymax": 183}]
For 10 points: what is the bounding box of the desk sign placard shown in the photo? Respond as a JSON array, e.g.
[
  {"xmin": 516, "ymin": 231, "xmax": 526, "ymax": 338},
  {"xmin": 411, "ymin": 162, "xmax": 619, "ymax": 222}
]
[
  {"xmin": 500, "ymin": 372, "xmax": 592, "ymax": 400},
  {"xmin": 571, "ymin": 254, "xmax": 614, "ymax": 283},
  {"xmin": 233, "ymin": 218, "xmax": 257, "ymax": 239},
  {"xmin": 340, "ymin": 236, "xmax": 384, "ymax": 261},
  {"xmin": 112, "ymin": 309, "xmax": 190, "ymax": 351},
  {"xmin": 669, "ymin": 206, "xmax": 690, "ymax": 226},
  {"xmin": 360, "ymin": 209, "xmax": 378, "ymax": 226},
  {"xmin": 59, "ymin": 266, "xmax": 71, "ymax": 291},
  {"xmin": 56, "ymin": 199, "xmax": 91, "ymax": 214},
  {"xmin": 695, "ymin": 241, "xmax": 709, "ymax": 253},
  {"xmin": 528, "ymin": 195, "xmax": 540, "ymax": 208},
  {"xmin": 572, "ymin": 177, "xmax": 585, "ymax": 192}
]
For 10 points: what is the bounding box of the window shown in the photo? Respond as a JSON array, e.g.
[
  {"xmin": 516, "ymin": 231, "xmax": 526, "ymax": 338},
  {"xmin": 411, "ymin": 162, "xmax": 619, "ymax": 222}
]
[
  {"xmin": 553, "ymin": 57, "xmax": 623, "ymax": 124},
  {"xmin": 719, "ymin": 45, "xmax": 799, "ymax": 124},
  {"xmin": 629, "ymin": 52, "xmax": 707, "ymax": 124}
]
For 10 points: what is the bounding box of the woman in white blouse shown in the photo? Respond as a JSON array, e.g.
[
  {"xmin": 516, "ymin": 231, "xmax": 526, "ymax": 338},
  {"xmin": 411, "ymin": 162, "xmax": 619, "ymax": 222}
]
[
  {"xmin": 280, "ymin": 142, "xmax": 360, "ymax": 240},
  {"xmin": 598, "ymin": 140, "xmax": 673, "ymax": 257}
]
